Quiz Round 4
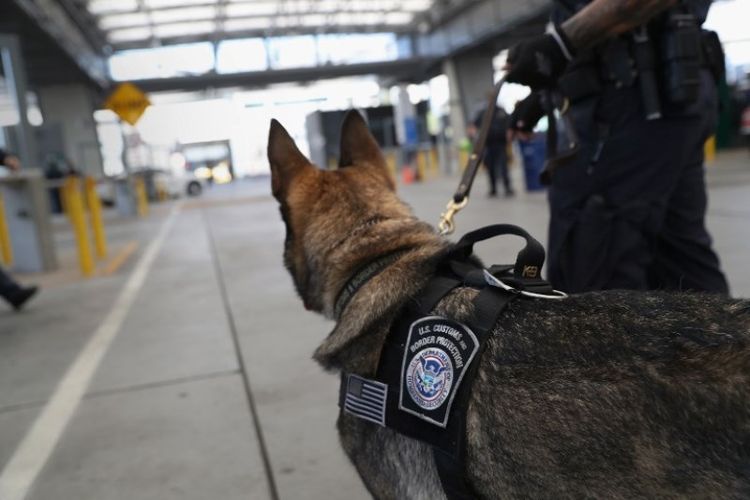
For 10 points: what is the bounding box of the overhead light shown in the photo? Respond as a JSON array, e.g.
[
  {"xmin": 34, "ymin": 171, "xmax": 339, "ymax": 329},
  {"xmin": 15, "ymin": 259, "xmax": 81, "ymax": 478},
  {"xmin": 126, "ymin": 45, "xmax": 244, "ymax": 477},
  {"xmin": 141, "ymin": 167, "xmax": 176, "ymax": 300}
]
[
  {"xmin": 88, "ymin": 0, "xmax": 138, "ymax": 15},
  {"xmin": 385, "ymin": 12, "xmax": 414, "ymax": 24},
  {"xmin": 224, "ymin": 17, "xmax": 272, "ymax": 31},
  {"xmin": 98, "ymin": 12, "xmax": 150, "ymax": 30},
  {"xmin": 154, "ymin": 21, "xmax": 216, "ymax": 38},
  {"xmin": 226, "ymin": 3, "xmax": 277, "ymax": 17},
  {"xmin": 108, "ymin": 27, "xmax": 153, "ymax": 42},
  {"xmin": 299, "ymin": 14, "xmax": 327, "ymax": 27},
  {"xmin": 150, "ymin": 6, "xmax": 217, "ymax": 24},
  {"xmin": 145, "ymin": 0, "xmax": 215, "ymax": 8}
]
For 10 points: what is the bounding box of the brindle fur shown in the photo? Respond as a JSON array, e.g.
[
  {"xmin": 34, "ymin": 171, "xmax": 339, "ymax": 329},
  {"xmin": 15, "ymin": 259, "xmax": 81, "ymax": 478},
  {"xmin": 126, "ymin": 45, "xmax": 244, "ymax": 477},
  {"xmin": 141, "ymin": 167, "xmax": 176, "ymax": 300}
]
[{"xmin": 267, "ymin": 111, "xmax": 750, "ymax": 499}]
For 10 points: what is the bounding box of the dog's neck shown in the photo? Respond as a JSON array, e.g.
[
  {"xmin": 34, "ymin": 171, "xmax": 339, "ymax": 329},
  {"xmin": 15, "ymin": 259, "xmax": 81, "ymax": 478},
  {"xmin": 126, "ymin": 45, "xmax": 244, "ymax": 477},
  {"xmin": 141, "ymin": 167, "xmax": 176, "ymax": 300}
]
[
  {"xmin": 313, "ymin": 217, "xmax": 450, "ymax": 374},
  {"xmin": 332, "ymin": 248, "xmax": 410, "ymax": 320}
]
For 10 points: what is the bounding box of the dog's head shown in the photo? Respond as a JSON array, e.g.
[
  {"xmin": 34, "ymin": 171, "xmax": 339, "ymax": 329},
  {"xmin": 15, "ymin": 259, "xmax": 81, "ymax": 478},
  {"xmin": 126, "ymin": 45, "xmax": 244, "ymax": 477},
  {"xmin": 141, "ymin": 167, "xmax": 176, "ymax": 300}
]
[{"xmin": 267, "ymin": 110, "xmax": 407, "ymax": 313}]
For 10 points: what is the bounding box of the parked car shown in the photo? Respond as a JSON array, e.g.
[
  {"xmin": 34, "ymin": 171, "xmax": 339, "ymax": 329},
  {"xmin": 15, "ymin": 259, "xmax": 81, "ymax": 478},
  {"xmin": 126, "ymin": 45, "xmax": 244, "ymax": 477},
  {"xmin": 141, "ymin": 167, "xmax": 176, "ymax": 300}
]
[
  {"xmin": 154, "ymin": 169, "xmax": 206, "ymax": 198},
  {"xmin": 95, "ymin": 169, "xmax": 207, "ymax": 206}
]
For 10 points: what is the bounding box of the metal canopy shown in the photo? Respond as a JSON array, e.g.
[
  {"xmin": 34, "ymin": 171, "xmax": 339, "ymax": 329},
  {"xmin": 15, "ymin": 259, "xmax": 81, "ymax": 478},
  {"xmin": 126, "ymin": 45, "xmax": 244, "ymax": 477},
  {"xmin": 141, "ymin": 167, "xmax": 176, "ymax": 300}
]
[{"xmin": 78, "ymin": 0, "xmax": 448, "ymax": 51}]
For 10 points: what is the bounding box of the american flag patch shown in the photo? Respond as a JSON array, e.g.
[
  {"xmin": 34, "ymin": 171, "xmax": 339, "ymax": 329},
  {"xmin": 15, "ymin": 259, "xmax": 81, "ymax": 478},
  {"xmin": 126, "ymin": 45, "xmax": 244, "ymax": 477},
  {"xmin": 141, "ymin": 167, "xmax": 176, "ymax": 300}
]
[{"xmin": 343, "ymin": 375, "xmax": 387, "ymax": 426}]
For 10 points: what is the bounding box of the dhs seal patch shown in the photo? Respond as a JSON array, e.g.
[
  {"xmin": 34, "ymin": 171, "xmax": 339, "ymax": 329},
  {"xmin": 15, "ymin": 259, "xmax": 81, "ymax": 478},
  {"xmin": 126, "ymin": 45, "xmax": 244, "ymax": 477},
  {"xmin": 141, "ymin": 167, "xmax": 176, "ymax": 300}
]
[
  {"xmin": 406, "ymin": 347, "xmax": 453, "ymax": 410},
  {"xmin": 399, "ymin": 316, "xmax": 479, "ymax": 427}
]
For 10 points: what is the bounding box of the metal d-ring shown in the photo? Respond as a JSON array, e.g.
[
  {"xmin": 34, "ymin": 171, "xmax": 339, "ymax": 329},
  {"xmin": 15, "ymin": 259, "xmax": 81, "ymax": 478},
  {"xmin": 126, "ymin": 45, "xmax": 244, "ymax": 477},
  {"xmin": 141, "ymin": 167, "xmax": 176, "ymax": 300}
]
[{"xmin": 482, "ymin": 270, "xmax": 569, "ymax": 300}]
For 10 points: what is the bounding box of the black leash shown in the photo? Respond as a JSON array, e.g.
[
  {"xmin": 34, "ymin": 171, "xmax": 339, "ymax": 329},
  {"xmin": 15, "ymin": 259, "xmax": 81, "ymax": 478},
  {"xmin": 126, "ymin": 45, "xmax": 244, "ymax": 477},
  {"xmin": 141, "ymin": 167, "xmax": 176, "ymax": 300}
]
[
  {"xmin": 438, "ymin": 77, "xmax": 507, "ymax": 235},
  {"xmin": 438, "ymin": 79, "xmax": 583, "ymax": 234}
]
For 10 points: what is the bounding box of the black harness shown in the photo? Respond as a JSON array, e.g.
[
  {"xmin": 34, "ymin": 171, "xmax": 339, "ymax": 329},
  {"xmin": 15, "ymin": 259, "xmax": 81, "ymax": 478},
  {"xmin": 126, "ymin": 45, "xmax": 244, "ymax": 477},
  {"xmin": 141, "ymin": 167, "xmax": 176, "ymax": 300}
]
[{"xmin": 337, "ymin": 224, "xmax": 566, "ymax": 499}]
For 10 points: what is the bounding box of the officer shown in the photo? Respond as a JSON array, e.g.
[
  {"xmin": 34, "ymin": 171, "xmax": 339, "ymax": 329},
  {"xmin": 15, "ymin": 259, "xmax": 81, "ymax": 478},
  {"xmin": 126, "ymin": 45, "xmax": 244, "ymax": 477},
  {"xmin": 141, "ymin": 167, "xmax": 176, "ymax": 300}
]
[
  {"xmin": 469, "ymin": 100, "xmax": 514, "ymax": 197},
  {"xmin": 505, "ymin": 0, "xmax": 729, "ymax": 294},
  {"xmin": 0, "ymin": 148, "xmax": 39, "ymax": 310}
]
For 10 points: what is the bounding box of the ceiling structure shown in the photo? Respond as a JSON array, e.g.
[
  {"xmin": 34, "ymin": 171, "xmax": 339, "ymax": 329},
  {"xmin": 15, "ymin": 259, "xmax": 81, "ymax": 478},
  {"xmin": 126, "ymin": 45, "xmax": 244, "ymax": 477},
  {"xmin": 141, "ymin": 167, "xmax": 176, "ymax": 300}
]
[
  {"xmin": 74, "ymin": 0, "xmax": 473, "ymax": 51},
  {"xmin": 6, "ymin": 0, "xmax": 549, "ymax": 92}
]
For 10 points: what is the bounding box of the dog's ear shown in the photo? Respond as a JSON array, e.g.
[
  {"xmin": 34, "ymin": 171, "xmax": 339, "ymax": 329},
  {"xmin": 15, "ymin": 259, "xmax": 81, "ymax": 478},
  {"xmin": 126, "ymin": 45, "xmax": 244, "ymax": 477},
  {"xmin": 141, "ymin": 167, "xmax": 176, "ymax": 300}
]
[
  {"xmin": 268, "ymin": 119, "xmax": 311, "ymax": 199},
  {"xmin": 338, "ymin": 111, "xmax": 393, "ymax": 188}
]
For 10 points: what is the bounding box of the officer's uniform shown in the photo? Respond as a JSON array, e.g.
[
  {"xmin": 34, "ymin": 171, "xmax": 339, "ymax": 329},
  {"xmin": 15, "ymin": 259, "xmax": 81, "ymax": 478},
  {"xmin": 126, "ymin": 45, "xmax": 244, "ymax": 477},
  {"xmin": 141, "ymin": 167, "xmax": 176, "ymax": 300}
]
[{"xmin": 547, "ymin": 0, "xmax": 729, "ymax": 294}]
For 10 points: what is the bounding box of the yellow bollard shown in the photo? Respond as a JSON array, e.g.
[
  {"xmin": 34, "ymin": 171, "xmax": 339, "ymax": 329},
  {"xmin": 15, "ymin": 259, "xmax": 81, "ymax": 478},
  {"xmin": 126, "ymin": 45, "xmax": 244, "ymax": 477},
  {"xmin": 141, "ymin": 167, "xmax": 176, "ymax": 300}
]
[
  {"xmin": 458, "ymin": 149, "xmax": 470, "ymax": 172},
  {"xmin": 429, "ymin": 148, "xmax": 439, "ymax": 177},
  {"xmin": 0, "ymin": 192, "xmax": 12, "ymax": 266},
  {"xmin": 85, "ymin": 177, "xmax": 107, "ymax": 259},
  {"xmin": 64, "ymin": 177, "xmax": 95, "ymax": 276},
  {"xmin": 385, "ymin": 151, "xmax": 397, "ymax": 184},
  {"xmin": 704, "ymin": 135, "xmax": 716, "ymax": 165},
  {"xmin": 135, "ymin": 177, "xmax": 149, "ymax": 217},
  {"xmin": 416, "ymin": 150, "xmax": 428, "ymax": 181}
]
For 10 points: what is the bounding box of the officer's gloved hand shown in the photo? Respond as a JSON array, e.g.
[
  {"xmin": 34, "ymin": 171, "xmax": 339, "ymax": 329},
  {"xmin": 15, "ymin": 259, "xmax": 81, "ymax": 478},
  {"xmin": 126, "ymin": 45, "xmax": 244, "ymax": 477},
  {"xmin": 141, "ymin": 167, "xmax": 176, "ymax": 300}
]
[
  {"xmin": 510, "ymin": 92, "xmax": 545, "ymax": 134},
  {"xmin": 505, "ymin": 24, "xmax": 576, "ymax": 89}
]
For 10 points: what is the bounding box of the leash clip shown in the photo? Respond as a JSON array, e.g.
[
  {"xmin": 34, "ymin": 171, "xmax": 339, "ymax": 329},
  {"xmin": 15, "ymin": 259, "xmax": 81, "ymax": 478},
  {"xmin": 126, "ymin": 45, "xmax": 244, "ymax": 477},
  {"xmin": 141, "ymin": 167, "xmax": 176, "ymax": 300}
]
[{"xmin": 438, "ymin": 197, "xmax": 469, "ymax": 236}]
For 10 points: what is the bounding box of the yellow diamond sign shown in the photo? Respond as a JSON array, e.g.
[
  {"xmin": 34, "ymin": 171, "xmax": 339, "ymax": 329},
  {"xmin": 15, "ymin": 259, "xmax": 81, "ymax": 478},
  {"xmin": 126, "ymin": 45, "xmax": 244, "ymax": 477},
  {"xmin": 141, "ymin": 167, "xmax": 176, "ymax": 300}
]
[{"xmin": 104, "ymin": 82, "xmax": 151, "ymax": 126}]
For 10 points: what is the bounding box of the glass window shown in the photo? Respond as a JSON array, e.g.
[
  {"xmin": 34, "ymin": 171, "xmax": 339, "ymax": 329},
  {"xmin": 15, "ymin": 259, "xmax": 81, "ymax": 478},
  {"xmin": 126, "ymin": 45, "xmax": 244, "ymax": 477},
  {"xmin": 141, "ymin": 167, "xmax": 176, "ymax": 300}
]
[
  {"xmin": 109, "ymin": 43, "xmax": 215, "ymax": 80},
  {"xmin": 316, "ymin": 33, "xmax": 399, "ymax": 65},
  {"xmin": 266, "ymin": 36, "xmax": 317, "ymax": 69},
  {"xmin": 216, "ymin": 39, "xmax": 268, "ymax": 73}
]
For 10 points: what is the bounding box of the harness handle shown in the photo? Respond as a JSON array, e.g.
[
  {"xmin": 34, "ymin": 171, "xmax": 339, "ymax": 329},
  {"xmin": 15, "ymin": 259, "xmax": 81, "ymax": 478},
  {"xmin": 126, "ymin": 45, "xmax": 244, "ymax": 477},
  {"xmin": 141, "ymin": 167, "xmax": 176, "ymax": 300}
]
[{"xmin": 447, "ymin": 224, "xmax": 546, "ymax": 282}]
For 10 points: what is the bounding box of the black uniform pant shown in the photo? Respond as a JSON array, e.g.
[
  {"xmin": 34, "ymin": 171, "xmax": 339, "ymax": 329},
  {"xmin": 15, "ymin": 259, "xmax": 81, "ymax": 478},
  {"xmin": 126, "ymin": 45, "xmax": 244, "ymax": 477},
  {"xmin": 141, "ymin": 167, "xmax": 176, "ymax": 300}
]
[
  {"xmin": 547, "ymin": 71, "xmax": 729, "ymax": 294},
  {"xmin": 483, "ymin": 145, "xmax": 511, "ymax": 195}
]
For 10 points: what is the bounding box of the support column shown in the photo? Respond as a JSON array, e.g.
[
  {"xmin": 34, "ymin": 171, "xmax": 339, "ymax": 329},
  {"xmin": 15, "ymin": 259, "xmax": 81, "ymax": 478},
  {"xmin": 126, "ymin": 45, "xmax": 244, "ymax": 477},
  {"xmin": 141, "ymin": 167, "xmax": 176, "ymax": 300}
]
[
  {"xmin": 0, "ymin": 35, "xmax": 37, "ymax": 168},
  {"xmin": 393, "ymin": 85, "xmax": 418, "ymax": 146},
  {"xmin": 37, "ymin": 83, "xmax": 104, "ymax": 176},
  {"xmin": 442, "ymin": 51, "xmax": 496, "ymax": 172},
  {"xmin": 393, "ymin": 84, "xmax": 419, "ymax": 172}
]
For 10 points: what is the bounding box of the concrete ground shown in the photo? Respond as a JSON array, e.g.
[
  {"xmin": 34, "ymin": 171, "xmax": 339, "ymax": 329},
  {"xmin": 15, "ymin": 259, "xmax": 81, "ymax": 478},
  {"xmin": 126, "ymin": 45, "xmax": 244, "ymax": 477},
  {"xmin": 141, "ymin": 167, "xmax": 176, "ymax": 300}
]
[{"xmin": 0, "ymin": 150, "xmax": 748, "ymax": 500}]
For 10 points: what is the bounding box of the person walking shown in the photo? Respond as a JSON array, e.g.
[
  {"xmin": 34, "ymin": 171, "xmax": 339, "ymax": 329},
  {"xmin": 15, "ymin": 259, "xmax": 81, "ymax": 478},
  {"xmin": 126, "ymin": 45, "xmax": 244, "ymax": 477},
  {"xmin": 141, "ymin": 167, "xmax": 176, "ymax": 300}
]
[
  {"xmin": 0, "ymin": 148, "xmax": 39, "ymax": 310},
  {"xmin": 504, "ymin": 0, "xmax": 729, "ymax": 294},
  {"xmin": 470, "ymin": 103, "xmax": 514, "ymax": 197}
]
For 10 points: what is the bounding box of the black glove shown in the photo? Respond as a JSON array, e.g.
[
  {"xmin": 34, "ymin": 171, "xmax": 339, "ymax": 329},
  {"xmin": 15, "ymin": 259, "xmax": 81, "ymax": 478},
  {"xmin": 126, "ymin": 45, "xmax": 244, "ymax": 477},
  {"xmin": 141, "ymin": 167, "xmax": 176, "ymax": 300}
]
[
  {"xmin": 506, "ymin": 24, "xmax": 575, "ymax": 89},
  {"xmin": 510, "ymin": 92, "xmax": 545, "ymax": 133}
]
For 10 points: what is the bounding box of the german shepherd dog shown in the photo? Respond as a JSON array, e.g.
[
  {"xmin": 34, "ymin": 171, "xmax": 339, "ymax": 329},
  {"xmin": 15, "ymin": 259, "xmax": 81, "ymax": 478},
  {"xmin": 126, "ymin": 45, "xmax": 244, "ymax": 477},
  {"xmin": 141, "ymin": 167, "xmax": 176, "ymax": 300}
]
[{"xmin": 268, "ymin": 111, "xmax": 750, "ymax": 499}]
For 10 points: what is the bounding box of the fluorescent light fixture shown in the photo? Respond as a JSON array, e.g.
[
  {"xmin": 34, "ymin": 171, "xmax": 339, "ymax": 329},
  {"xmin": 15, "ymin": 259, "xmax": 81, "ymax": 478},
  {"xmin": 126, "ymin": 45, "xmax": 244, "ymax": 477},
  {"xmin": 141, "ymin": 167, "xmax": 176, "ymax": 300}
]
[
  {"xmin": 333, "ymin": 12, "xmax": 382, "ymax": 25},
  {"xmin": 150, "ymin": 6, "xmax": 217, "ymax": 24},
  {"xmin": 385, "ymin": 12, "xmax": 414, "ymax": 24},
  {"xmin": 154, "ymin": 21, "xmax": 216, "ymax": 37},
  {"xmin": 299, "ymin": 14, "xmax": 327, "ymax": 27},
  {"xmin": 88, "ymin": 0, "xmax": 138, "ymax": 15},
  {"xmin": 145, "ymin": 0, "xmax": 214, "ymax": 8},
  {"xmin": 108, "ymin": 26, "xmax": 153, "ymax": 42},
  {"xmin": 224, "ymin": 17, "xmax": 271, "ymax": 31},
  {"xmin": 226, "ymin": 3, "xmax": 277, "ymax": 17},
  {"xmin": 98, "ymin": 12, "xmax": 150, "ymax": 30}
]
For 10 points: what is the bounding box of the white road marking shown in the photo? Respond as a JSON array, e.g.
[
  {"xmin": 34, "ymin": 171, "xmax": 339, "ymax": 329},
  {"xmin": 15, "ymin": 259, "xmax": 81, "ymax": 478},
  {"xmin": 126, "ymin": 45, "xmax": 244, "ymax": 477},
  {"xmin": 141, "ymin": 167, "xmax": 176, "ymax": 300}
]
[{"xmin": 0, "ymin": 205, "xmax": 181, "ymax": 500}]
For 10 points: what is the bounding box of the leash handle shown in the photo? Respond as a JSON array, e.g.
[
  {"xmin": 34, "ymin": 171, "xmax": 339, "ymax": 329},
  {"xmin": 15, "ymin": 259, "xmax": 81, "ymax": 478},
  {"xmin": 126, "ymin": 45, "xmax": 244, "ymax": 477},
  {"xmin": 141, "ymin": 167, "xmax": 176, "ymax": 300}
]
[{"xmin": 438, "ymin": 77, "xmax": 507, "ymax": 235}]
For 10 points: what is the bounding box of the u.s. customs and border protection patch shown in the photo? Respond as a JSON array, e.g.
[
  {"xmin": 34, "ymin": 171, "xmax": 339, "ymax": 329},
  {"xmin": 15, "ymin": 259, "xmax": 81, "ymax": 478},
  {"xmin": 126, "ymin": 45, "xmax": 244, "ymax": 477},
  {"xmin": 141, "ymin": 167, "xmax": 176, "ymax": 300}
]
[{"xmin": 399, "ymin": 316, "xmax": 480, "ymax": 427}]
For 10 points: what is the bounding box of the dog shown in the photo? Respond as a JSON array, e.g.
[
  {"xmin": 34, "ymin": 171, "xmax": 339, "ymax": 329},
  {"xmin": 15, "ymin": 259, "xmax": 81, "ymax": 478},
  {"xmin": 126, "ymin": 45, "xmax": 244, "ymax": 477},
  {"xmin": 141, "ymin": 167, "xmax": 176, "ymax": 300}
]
[{"xmin": 267, "ymin": 110, "xmax": 750, "ymax": 499}]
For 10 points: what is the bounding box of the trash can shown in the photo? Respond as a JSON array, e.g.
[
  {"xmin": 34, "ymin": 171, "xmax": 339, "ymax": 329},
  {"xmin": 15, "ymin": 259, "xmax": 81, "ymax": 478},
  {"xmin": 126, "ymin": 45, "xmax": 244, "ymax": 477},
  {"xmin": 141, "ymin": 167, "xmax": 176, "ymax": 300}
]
[{"xmin": 518, "ymin": 136, "xmax": 546, "ymax": 192}]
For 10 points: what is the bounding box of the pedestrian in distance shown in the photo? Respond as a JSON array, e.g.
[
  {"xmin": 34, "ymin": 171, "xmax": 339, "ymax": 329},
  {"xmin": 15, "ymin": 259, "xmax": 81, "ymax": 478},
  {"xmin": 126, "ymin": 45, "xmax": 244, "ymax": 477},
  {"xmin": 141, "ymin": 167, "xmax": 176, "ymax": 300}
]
[
  {"xmin": 0, "ymin": 148, "xmax": 39, "ymax": 310},
  {"xmin": 468, "ymin": 99, "xmax": 515, "ymax": 197}
]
